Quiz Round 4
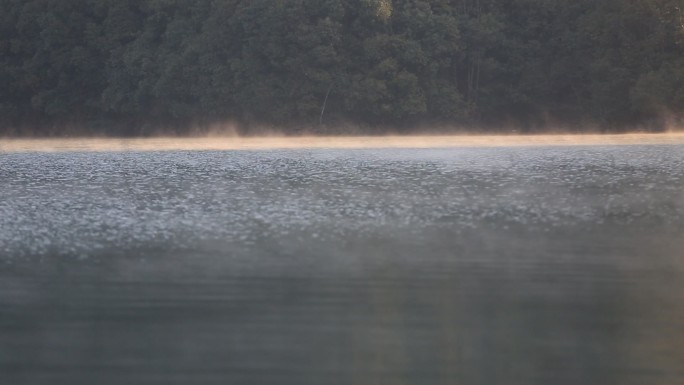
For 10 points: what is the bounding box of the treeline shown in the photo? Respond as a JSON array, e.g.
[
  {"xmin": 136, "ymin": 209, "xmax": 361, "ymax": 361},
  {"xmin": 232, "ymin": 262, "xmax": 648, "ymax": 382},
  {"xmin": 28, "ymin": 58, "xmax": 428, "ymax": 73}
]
[{"xmin": 1, "ymin": 0, "xmax": 683, "ymax": 135}]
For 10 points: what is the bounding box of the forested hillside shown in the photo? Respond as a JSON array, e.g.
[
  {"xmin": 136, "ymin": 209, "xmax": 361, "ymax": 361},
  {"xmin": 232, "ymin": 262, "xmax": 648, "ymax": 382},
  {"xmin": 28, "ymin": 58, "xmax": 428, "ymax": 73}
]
[{"xmin": 1, "ymin": 0, "xmax": 682, "ymax": 135}]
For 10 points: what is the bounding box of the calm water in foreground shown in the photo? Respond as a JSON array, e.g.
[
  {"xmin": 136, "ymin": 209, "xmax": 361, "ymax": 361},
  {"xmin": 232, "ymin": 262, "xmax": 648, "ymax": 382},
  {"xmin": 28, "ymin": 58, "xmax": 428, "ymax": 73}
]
[{"xmin": 1, "ymin": 140, "xmax": 684, "ymax": 384}]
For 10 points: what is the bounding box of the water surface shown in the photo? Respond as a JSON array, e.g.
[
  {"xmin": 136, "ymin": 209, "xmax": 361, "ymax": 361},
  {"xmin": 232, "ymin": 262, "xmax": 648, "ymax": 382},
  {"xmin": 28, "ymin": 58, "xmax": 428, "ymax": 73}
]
[{"xmin": 1, "ymin": 141, "xmax": 684, "ymax": 384}]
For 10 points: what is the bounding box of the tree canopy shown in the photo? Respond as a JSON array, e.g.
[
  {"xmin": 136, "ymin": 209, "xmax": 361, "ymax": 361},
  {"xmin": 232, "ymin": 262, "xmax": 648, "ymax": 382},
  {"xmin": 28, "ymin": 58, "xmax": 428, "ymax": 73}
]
[{"xmin": 1, "ymin": 0, "xmax": 682, "ymax": 135}]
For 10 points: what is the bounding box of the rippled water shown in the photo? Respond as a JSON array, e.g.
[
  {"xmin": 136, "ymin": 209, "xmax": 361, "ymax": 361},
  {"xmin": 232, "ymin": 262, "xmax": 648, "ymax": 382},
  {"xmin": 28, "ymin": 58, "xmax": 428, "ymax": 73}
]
[{"xmin": 2, "ymin": 143, "xmax": 684, "ymax": 384}]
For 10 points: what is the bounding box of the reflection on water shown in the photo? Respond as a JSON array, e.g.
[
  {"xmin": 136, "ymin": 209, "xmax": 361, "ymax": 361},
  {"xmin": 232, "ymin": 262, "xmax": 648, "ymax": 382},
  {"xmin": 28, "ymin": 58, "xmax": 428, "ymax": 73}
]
[{"xmin": 1, "ymin": 143, "xmax": 684, "ymax": 384}]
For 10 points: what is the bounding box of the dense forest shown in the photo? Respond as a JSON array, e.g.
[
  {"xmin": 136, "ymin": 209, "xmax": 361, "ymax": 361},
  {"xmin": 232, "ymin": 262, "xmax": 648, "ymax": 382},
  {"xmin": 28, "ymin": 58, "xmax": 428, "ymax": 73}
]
[{"xmin": 1, "ymin": 0, "xmax": 683, "ymax": 135}]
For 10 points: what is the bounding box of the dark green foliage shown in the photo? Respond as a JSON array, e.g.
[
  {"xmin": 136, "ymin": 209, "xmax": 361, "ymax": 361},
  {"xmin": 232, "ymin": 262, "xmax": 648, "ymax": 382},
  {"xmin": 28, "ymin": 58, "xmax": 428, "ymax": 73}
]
[{"xmin": 0, "ymin": 0, "xmax": 682, "ymax": 135}]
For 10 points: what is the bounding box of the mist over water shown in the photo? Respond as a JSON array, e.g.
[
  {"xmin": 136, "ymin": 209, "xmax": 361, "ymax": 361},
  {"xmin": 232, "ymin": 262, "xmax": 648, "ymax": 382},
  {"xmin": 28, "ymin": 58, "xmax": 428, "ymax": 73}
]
[
  {"xmin": 2, "ymin": 137, "xmax": 684, "ymax": 384},
  {"xmin": 2, "ymin": 133, "xmax": 684, "ymax": 153}
]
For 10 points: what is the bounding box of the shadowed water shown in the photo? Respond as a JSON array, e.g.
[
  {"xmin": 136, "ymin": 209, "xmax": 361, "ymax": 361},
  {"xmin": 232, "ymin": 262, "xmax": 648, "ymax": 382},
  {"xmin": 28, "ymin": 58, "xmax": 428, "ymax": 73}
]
[{"xmin": 1, "ymin": 144, "xmax": 684, "ymax": 384}]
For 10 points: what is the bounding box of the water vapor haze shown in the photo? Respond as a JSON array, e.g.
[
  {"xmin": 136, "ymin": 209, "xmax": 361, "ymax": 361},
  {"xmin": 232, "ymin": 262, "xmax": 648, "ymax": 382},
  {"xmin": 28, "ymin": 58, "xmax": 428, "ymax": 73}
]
[{"xmin": 2, "ymin": 133, "xmax": 684, "ymax": 153}]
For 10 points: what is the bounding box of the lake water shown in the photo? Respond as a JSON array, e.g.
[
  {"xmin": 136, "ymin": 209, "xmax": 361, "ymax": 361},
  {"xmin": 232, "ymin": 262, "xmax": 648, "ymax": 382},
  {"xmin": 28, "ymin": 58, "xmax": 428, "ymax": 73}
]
[{"xmin": 2, "ymin": 139, "xmax": 684, "ymax": 384}]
